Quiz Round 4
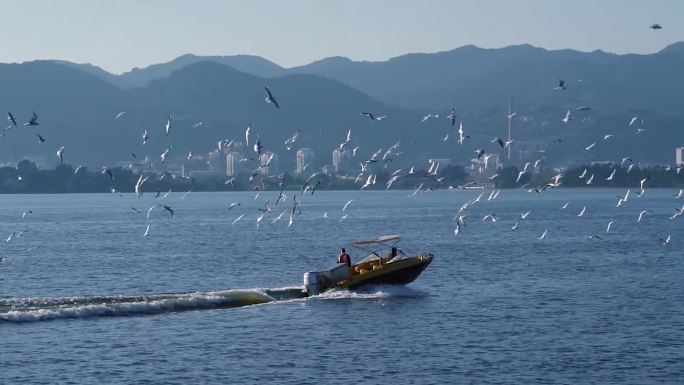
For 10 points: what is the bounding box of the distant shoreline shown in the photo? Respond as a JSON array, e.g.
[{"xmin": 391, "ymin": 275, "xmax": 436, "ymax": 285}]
[{"xmin": 0, "ymin": 186, "xmax": 682, "ymax": 196}]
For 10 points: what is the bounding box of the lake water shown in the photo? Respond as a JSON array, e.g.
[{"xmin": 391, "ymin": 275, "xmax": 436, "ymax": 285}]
[{"xmin": 1, "ymin": 189, "xmax": 683, "ymax": 384}]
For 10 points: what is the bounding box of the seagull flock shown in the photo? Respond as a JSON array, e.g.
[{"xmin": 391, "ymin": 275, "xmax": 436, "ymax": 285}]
[{"xmin": 0, "ymin": 23, "xmax": 678, "ymax": 251}]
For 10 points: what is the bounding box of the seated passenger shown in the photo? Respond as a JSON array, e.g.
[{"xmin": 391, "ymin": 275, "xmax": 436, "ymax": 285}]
[
  {"xmin": 337, "ymin": 248, "xmax": 352, "ymax": 267},
  {"xmin": 387, "ymin": 247, "xmax": 398, "ymax": 261}
]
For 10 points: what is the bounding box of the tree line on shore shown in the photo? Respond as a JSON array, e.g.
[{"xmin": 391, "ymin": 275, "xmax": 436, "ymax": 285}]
[{"xmin": 0, "ymin": 160, "xmax": 681, "ymax": 194}]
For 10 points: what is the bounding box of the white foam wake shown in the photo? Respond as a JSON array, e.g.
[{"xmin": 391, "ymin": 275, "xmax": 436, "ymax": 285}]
[
  {"xmin": 315, "ymin": 284, "xmax": 425, "ymax": 300},
  {"xmin": 0, "ymin": 290, "xmax": 273, "ymax": 323}
]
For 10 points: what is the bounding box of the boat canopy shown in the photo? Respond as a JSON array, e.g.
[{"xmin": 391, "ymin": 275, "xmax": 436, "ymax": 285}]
[{"xmin": 351, "ymin": 235, "xmax": 401, "ymax": 246}]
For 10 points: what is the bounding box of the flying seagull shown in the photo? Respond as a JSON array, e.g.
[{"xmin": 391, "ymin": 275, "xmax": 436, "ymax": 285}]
[
  {"xmin": 24, "ymin": 112, "xmax": 39, "ymax": 126},
  {"xmin": 491, "ymin": 137, "xmax": 505, "ymax": 149},
  {"xmin": 650, "ymin": 24, "xmax": 662, "ymax": 30},
  {"xmin": 253, "ymin": 135, "xmax": 263, "ymax": 157},
  {"xmin": 361, "ymin": 111, "xmax": 386, "ymax": 121},
  {"xmin": 164, "ymin": 116, "xmax": 171, "ymax": 137},
  {"xmin": 232, "ymin": 214, "xmax": 245, "ymax": 225},
  {"xmin": 161, "ymin": 205, "xmax": 174, "ymax": 219},
  {"xmin": 421, "ymin": 113, "xmax": 439, "ymax": 123},
  {"xmin": 554, "ymin": 78, "xmax": 567, "ymax": 91},
  {"xmin": 56, "ymin": 146, "xmax": 65, "ymax": 163},
  {"xmin": 342, "ymin": 199, "xmax": 355, "ymax": 211},
  {"xmin": 36, "ymin": 134, "xmax": 46, "ymax": 143},
  {"xmin": 562, "ymin": 110, "xmax": 571, "ymax": 124},
  {"xmin": 7, "ymin": 111, "xmax": 17, "ymax": 127},
  {"xmin": 660, "ymin": 235, "xmax": 671, "ymax": 245},
  {"xmin": 271, "ymin": 210, "xmax": 287, "ymax": 224},
  {"xmin": 447, "ymin": 108, "xmax": 457, "ymax": 127},
  {"xmin": 102, "ymin": 168, "xmax": 114, "ymax": 181},
  {"xmin": 160, "ymin": 147, "xmax": 170, "ymax": 165},
  {"xmin": 134, "ymin": 175, "xmax": 149, "ymax": 198},
  {"xmin": 457, "ymin": 121, "xmax": 469, "ymax": 145},
  {"xmin": 264, "ymin": 86, "xmax": 280, "ymax": 108},
  {"xmin": 245, "ymin": 125, "xmax": 251, "ymax": 146}
]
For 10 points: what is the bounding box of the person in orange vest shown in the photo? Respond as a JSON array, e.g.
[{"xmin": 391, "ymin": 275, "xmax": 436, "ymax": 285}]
[{"xmin": 337, "ymin": 248, "xmax": 351, "ymax": 267}]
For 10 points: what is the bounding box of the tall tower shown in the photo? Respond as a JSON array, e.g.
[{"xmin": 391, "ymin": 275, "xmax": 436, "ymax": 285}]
[
  {"xmin": 296, "ymin": 148, "xmax": 315, "ymax": 175},
  {"xmin": 507, "ymin": 97, "xmax": 513, "ymax": 161}
]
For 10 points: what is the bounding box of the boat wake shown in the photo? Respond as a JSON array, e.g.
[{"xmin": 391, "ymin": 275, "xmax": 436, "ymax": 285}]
[
  {"xmin": 1, "ymin": 285, "xmax": 423, "ymax": 323},
  {"xmin": 315, "ymin": 284, "xmax": 425, "ymax": 300},
  {"xmin": 0, "ymin": 289, "xmax": 282, "ymax": 323}
]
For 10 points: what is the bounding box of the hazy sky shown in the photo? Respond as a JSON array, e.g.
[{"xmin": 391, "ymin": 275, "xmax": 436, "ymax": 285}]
[{"xmin": 4, "ymin": 0, "xmax": 682, "ymax": 73}]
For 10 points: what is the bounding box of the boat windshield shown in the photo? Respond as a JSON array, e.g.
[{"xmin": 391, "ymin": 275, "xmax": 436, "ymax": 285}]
[
  {"xmin": 351, "ymin": 235, "xmax": 407, "ymax": 264},
  {"xmin": 356, "ymin": 253, "xmax": 382, "ymax": 264}
]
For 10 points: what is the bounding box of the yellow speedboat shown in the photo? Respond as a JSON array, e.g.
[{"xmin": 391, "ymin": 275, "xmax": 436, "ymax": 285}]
[{"xmin": 303, "ymin": 235, "xmax": 433, "ymax": 296}]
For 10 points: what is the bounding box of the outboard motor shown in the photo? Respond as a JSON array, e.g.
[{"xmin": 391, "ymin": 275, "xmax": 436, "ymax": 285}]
[
  {"xmin": 303, "ymin": 271, "xmax": 324, "ymax": 295},
  {"xmin": 303, "ymin": 265, "xmax": 351, "ymax": 295}
]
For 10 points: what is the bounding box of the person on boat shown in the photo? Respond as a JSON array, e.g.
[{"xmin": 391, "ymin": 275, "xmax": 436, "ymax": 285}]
[
  {"xmin": 386, "ymin": 247, "xmax": 398, "ymax": 262},
  {"xmin": 337, "ymin": 248, "xmax": 352, "ymax": 267}
]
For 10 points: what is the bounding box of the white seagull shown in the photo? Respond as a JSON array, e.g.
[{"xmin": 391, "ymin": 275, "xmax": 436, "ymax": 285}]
[
  {"xmin": 342, "ymin": 199, "xmax": 355, "ymax": 211},
  {"xmin": 232, "ymin": 214, "xmax": 245, "ymax": 225},
  {"xmin": 57, "ymin": 146, "xmax": 65, "ymax": 163},
  {"xmin": 164, "ymin": 116, "xmax": 171, "ymax": 137},
  {"xmin": 562, "ymin": 110, "xmax": 571, "ymax": 124},
  {"xmin": 578, "ymin": 206, "xmax": 586, "ymax": 217},
  {"xmin": 660, "ymin": 235, "xmax": 671, "ymax": 245}
]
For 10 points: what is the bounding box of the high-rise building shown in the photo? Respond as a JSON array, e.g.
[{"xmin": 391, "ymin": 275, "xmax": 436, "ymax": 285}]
[
  {"xmin": 332, "ymin": 148, "xmax": 352, "ymax": 172},
  {"xmin": 207, "ymin": 150, "xmax": 225, "ymax": 172},
  {"xmin": 260, "ymin": 152, "xmax": 279, "ymax": 175},
  {"xmin": 226, "ymin": 152, "xmax": 242, "ymax": 177},
  {"xmin": 296, "ymin": 148, "xmax": 315, "ymax": 175},
  {"xmin": 677, "ymin": 147, "xmax": 684, "ymax": 166}
]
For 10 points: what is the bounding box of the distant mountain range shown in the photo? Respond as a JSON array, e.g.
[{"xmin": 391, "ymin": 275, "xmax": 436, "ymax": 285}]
[
  {"xmin": 55, "ymin": 42, "xmax": 684, "ymax": 115},
  {"xmin": 0, "ymin": 43, "xmax": 682, "ymax": 170}
]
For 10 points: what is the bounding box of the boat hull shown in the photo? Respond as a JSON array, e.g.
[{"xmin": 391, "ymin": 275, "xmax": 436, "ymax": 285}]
[{"xmin": 340, "ymin": 255, "xmax": 433, "ymax": 290}]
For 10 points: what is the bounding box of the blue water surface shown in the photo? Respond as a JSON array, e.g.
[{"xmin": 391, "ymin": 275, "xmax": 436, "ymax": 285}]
[{"xmin": 1, "ymin": 189, "xmax": 683, "ymax": 384}]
